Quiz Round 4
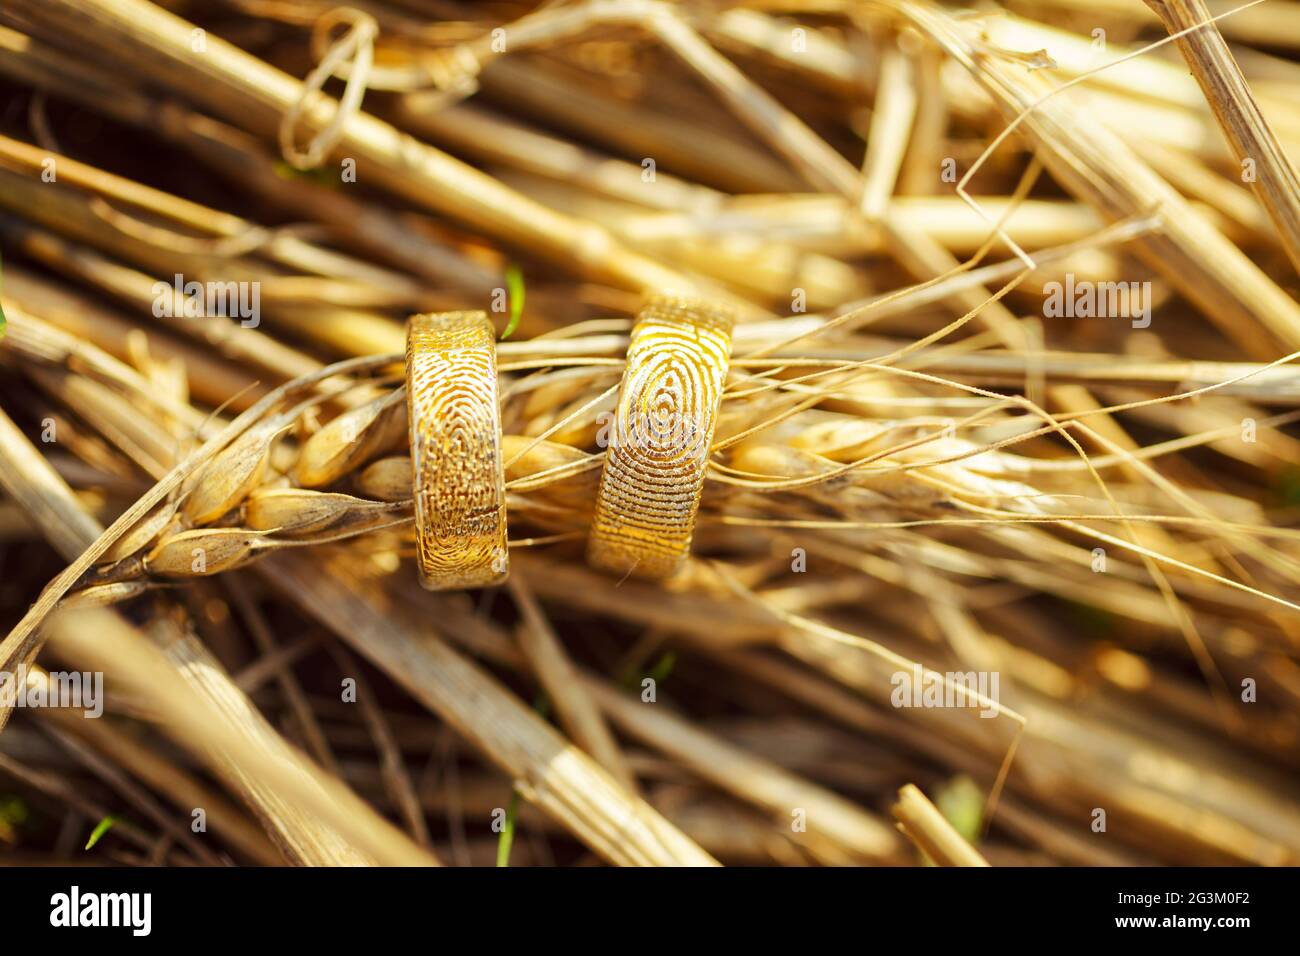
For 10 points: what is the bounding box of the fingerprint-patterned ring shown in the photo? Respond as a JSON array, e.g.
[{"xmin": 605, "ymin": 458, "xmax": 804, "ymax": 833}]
[
  {"xmin": 588, "ymin": 294, "xmax": 735, "ymax": 580},
  {"xmin": 406, "ymin": 312, "xmax": 508, "ymax": 590}
]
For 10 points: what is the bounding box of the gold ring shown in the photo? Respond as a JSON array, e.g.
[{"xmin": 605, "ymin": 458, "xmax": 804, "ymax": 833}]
[
  {"xmin": 406, "ymin": 312, "xmax": 508, "ymax": 590},
  {"xmin": 588, "ymin": 294, "xmax": 735, "ymax": 580}
]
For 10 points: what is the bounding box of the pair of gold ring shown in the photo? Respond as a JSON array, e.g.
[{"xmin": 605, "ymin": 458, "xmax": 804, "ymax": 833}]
[{"xmin": 405, "ymin": 295, "xmax": 734, "ymax": 591}]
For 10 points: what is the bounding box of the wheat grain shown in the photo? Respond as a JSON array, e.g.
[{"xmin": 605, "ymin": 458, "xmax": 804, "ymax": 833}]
[{"xmin": 294, "ymin": 389, "xmax": 408, "ymax": 488}]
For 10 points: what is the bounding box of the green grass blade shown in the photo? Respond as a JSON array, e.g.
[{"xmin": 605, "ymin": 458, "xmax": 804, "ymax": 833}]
[
  {"xmin": 500, "ymin": 264, "xmax": 525, "ymax": 339},
  {"xmin": 84, "ymin": 815, "xmax": 117, "ymax": 851},
  {"xmin": 496, "ymin": 692, "xmax": 550, "ymax": 866}
]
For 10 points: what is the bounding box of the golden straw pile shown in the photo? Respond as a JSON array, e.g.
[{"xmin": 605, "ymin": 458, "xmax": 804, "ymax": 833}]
[{"xmin": 0, "ymin": 0, "xmax": 1299, "ymax": 867}]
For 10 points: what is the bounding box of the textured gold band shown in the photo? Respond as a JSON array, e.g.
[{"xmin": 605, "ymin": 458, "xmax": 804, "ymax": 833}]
[
  {"xmin": 406, "ymin": 312, "xmax": 508, "ymax": 590},
  {"xmin": 588, "ymin": 295, "xmax": 735, "ymax": 580}
]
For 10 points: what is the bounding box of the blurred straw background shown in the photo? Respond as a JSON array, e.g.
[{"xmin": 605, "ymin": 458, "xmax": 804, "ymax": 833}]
[{"xmin": 0, "ymin": 0, "xmax": 1298, "ymax": 866}]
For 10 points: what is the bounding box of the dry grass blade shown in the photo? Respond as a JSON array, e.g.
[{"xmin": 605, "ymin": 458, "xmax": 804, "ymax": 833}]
[
  {"xmin": 27, "ymin": 662, "xmax": 283, "ymax": 866},
  {"xmin": 266, "ymin": 551, "xmax": 719, "ymax": 867},
  {"xmin": 6, "ymin": 0, "xmax": 697, "ymax": 294},
  {"xmin": 507, "ymin": 574, "xmax": 639, "ymax": 794},
  {"xmin": 582, "ymin": 676, "xmax": 905, "ymax": 865},
  {"xmin": 887, "ymin": 0, "xmax": 1300, "ymax": 355},
  {"xmin": 1143, "ymin": 0, "xmax": 1300, "ymax": 274},
  {"xmin": 892, "ymin": 783, "xmax": 991, "ymax": 866},
  {"xmin": 46, "ymin": 607, "xmax": 438, "ymax": 866}
]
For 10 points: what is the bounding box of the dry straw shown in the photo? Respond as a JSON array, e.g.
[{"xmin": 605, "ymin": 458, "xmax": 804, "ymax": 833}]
[{"xmin": 0, "ymin": 0, "xmax": 1299, "ymax": 868}]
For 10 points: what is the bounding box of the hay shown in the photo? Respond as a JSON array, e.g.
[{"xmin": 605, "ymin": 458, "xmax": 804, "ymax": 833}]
[{"xmin": 0, "ymin": 0, "xmax": 1298, "ymax": 867}]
